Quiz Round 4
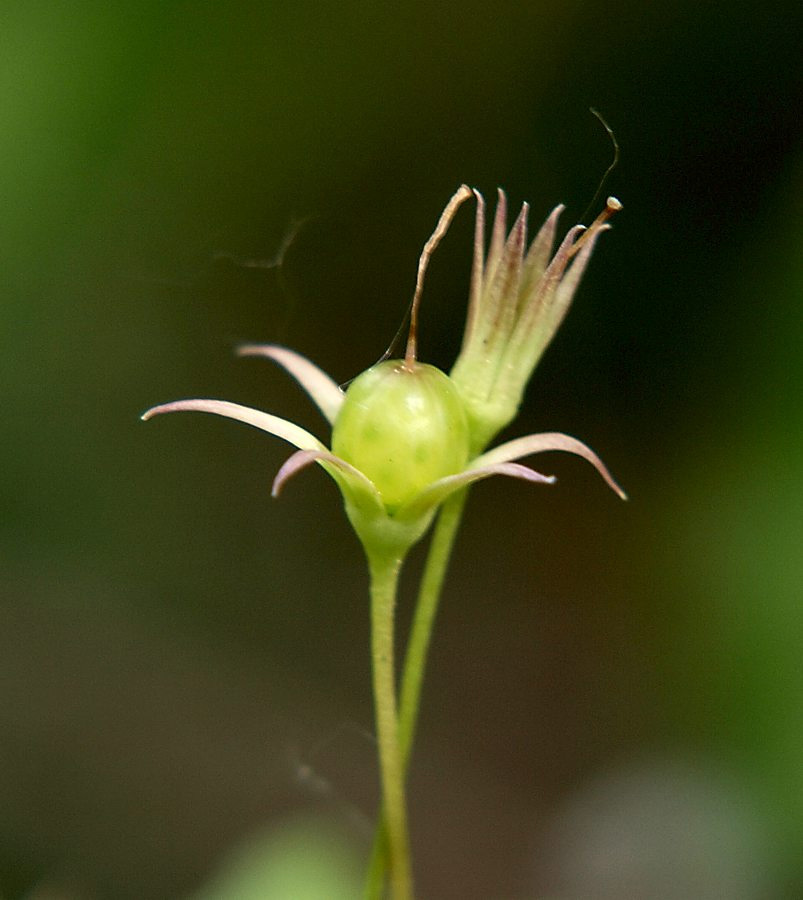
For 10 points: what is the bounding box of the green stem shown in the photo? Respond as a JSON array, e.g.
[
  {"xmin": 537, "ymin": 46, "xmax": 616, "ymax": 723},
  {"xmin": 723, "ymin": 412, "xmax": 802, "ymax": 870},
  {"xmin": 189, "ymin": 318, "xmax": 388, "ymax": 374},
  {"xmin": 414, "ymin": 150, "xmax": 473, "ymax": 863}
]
[
  {"xmin": 368, "ymin": 551, "xmax": 414, "ymax": 900},
  {"xmin": 398, "ymin": 490, "xmax": 467, "ymax": 763},
  {"xmin": 364, "ymin": 491, "xmax": 468, "ymax": 898}
]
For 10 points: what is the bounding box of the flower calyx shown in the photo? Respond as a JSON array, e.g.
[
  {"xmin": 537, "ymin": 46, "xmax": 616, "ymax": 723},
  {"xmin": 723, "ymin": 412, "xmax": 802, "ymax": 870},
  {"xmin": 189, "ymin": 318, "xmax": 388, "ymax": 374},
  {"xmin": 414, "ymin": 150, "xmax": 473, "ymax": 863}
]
[
  {"xmin": 142, "ymin": 186, "xmax": 625, "ymax": 564},
  {"xmin": 450, "ymin": 190, "xmax": 622, "ymax": 452}
]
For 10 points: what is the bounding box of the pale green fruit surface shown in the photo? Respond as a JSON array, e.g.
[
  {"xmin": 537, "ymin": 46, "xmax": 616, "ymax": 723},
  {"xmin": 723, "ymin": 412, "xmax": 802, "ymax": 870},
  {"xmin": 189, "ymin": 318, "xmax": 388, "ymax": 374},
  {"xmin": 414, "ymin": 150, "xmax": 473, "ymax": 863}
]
[{"xmin": 332, "ymin": 360, "xmax": 470, "ymax": 512}]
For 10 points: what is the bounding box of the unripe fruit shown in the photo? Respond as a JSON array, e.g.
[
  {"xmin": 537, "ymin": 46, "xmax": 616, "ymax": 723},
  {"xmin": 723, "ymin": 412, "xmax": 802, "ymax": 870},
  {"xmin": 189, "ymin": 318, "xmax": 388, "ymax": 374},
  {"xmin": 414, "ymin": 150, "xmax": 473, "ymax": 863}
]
[{"xmin": 332, "ymin": 361, "xmax": 470, "ymax": 512}]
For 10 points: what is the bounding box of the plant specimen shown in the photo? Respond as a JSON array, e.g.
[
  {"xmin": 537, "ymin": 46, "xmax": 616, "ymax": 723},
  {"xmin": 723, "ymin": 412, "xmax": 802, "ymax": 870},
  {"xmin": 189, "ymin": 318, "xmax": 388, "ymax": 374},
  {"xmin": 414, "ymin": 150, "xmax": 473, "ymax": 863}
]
[{"xmin": 143, "ymin": 184, "xmax": 624, "ymax": 899}]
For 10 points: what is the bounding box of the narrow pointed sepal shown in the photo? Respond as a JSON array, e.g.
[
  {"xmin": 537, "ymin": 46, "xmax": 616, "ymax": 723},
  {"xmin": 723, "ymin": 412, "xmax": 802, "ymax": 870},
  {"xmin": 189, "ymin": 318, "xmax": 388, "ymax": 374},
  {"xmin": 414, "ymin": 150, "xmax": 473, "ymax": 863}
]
[
  {"xmin": 483, "ymin": 203, "xmax": 528, "ymax": 349},
  {"xmin": 521, "ymin": 204, "xmax": 564, "ymax": 293},
  {"xmin": 551, "ymin": 224, "xmax": 610, "ymax": 331},
  {"xmin": 463, "ymin": 188, "xmax": 487, "ymax": 344},
  {"xmin": 236, "ymin": 344, "xmax": 345, "ymax": 424},
  {"xmin": 486, "ymin": 188, "xmax": 508, "ymax": 279},
  {"xmin": 473, "ymin": 432, "xmax": 627, "ymax": 499},
  {"xmin": 142, "ymin": 398, "xmax": 327, "ymax": 453}
]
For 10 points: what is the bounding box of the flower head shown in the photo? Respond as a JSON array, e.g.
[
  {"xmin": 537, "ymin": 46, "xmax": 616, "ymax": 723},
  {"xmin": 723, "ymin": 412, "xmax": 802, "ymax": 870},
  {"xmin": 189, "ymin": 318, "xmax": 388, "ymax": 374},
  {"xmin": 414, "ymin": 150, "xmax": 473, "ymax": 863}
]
[
  {"xmin": 143, "ymin": 187, "xmax": 625, "ymax": 562},
  {"xmin": 450, "ymin": 189, "xmax": 623, "ymax": 451}
]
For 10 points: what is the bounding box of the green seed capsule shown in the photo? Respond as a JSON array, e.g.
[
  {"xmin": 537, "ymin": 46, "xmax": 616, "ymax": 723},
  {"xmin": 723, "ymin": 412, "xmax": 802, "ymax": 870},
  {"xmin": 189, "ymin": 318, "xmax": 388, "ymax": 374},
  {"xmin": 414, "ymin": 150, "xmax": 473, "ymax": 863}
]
[{"xmin": 332, "ymin": 360, "xmax": 470, "ymax": 512}]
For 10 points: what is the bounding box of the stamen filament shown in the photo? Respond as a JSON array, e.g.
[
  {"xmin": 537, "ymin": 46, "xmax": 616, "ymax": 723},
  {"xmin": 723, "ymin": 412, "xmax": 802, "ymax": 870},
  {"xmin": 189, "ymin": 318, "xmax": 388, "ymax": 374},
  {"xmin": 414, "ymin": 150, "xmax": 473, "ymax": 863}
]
[
  {"xmin": 568, "ymin": 196, "xmax": 622, "ymax": 258},
  {"xmin": 405, "ymin": 185, "xmax": 473, "ymax": 366}
]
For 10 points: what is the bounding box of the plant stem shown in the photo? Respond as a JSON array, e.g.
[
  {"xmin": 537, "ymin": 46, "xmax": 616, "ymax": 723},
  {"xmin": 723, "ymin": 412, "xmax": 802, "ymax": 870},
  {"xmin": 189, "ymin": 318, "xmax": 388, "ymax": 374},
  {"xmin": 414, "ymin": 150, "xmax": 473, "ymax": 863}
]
[
  {"xmin": 368, "ymin": 551, "xmax": 413, "ymax": 900},
  {"xmin": 364, "ymin": 491, "xmax": 468, "ymax": 898},
  {"xmin": 398, "ymin": 490, "xmax": 467, "ymax": 762}
]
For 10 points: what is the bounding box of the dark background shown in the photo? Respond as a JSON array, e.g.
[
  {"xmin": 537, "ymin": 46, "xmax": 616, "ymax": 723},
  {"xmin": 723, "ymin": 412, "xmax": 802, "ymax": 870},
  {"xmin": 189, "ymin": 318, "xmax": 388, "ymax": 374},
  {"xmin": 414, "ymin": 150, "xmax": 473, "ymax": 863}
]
[{"xmin": 2, "ymin": 2, "xmax": 801, "ymax": 898}]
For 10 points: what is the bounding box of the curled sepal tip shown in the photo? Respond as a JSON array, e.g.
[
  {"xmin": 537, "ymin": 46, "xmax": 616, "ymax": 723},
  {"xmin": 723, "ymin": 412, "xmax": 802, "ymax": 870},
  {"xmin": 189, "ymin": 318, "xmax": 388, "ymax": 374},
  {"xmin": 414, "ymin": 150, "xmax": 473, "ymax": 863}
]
[
  {"xmin": 141, "ymin": 398, "xmax": 326, "ymax": 453},
  {"xmin": 271, "ymin": 447, "xmax": 384, "ymax": 514},
  {"xmin": 474, "ymin": 431, "xmax": 627, "ymax": 500}
]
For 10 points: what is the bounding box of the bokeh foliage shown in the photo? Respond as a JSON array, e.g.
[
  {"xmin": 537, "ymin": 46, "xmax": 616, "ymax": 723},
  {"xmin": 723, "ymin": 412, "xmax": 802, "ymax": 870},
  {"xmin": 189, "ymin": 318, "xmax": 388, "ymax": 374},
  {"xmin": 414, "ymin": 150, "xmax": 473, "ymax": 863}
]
[{"xmin": 1, "ymin": 1, "xmax": 800, "ymax": 897}]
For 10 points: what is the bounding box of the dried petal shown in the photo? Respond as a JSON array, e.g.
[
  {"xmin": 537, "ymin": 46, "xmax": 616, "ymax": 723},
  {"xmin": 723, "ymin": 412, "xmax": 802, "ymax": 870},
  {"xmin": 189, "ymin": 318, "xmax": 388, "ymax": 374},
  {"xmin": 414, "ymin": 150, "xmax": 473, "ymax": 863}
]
[
  {"xmin": 237, "ymin": 344, "xmax": 344, "ymax": 424},
  {"xmin": 473, "ymin": 431, "xmax": 627, "ymax": 499},
  {"xmin": 272, "ymin": 448, "xmax": 385, "ymax": 515},
  {"xmin": 142, "ymin": 399, "xmax": 326, "ymax": 453},
  {"xmin": 397, "ymin": 461, "xmax": 555, "ymax": 522}
]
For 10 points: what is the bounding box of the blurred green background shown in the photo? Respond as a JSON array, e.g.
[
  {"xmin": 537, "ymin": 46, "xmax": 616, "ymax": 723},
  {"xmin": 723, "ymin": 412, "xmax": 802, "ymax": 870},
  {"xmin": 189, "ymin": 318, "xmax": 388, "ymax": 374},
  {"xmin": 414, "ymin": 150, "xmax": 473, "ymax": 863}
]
[{"xmin": 2, "ymin": 2, "xmax": 801, "ymax": 898}]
